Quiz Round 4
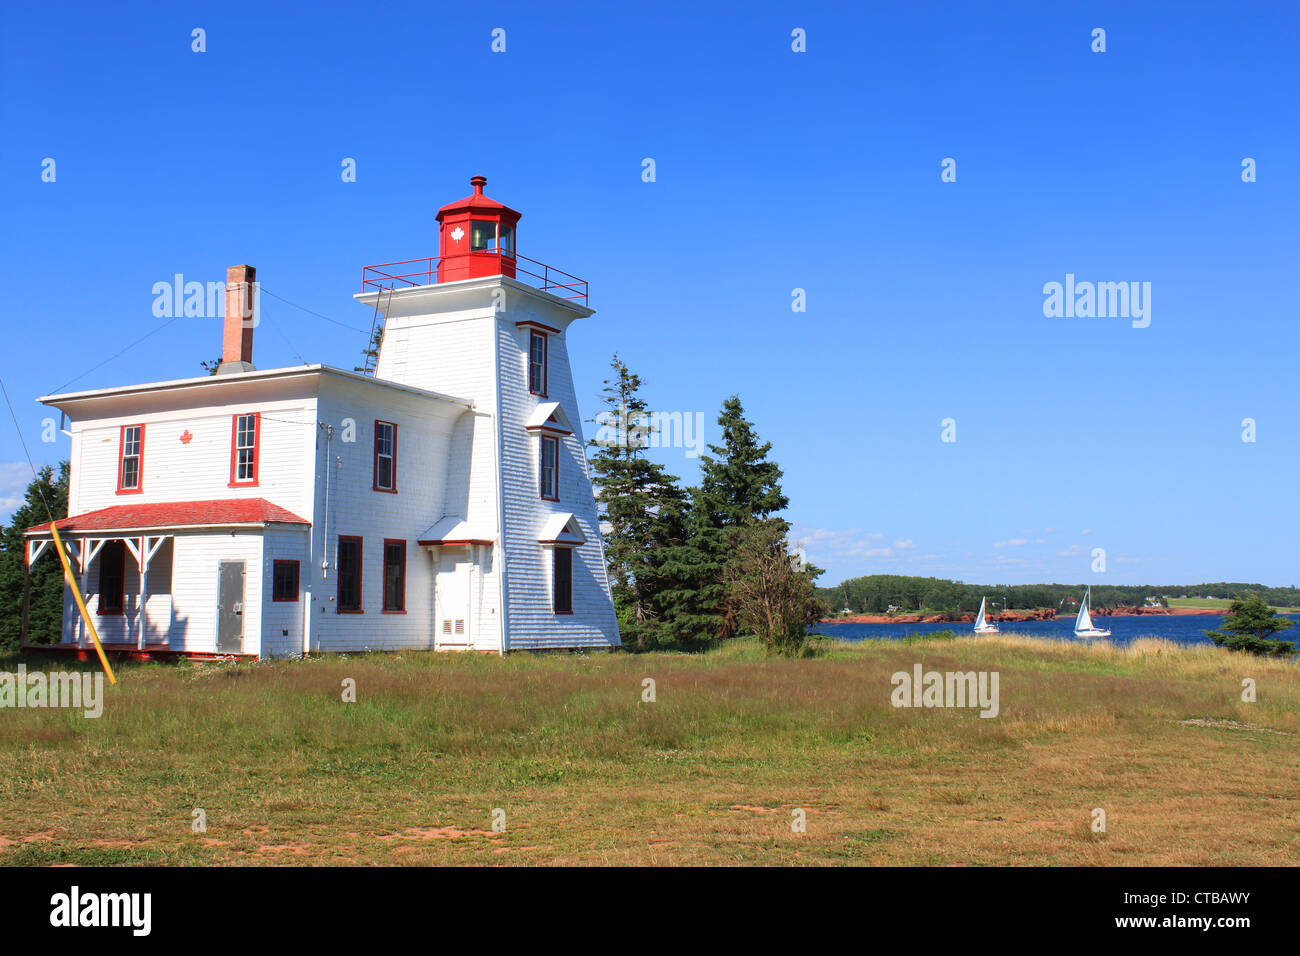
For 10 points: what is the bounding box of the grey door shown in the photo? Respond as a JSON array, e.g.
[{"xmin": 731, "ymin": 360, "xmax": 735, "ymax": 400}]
[{"xmin": 217, "ymin": 561, "xmax": 246, "ymax": 653}]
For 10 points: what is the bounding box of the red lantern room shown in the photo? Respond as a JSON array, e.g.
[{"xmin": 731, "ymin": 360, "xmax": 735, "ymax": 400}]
[{"xmin": 435, "ymin": 175, "xmax": 521, "ymax": 283}]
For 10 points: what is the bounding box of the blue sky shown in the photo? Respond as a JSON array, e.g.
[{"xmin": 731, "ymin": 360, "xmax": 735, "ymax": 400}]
[{"xmin": 2, "ymin": 1, "xmax": 1296, "ymax": 587}]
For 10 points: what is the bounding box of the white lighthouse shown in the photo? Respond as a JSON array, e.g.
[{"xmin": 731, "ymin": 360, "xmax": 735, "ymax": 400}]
[
  {"xmin": 356, "ymin": 176, "xmax": 619, "ymax": 651},
  {"xmin": 26, "ymin": 176, "xmax": 619, "ymax": 658}
]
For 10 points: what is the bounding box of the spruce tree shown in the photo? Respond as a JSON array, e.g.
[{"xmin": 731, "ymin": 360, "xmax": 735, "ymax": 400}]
[
  {"xmin": 1206, "ymin": 595, "xmax": 1296, "ymax": 656},
  {"xmin": 657, "ymin": 396, "xmax": 789, "ymax": 642},
  {"xmin": 0, "ymin": 461, "xmax": 70, "ymax": 649},
  {"xmin": 587, "ymin": 355, "xmax": 688, "ymax": 648}
]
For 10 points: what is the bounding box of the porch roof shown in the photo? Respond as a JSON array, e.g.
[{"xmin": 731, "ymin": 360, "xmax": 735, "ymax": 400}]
[{"xmin": 24, "ymin": 497, "xmax": 310, "ymax": 536}]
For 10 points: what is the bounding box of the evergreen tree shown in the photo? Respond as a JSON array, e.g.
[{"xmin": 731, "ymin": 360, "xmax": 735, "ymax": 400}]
[
  {"xmin": 1206, "ymin": 595, "xmax": 1296, "ymax": 657},
  {"xmin": 587, "ymin": 355, "xmax": 688, "ymax": 648},
  {"xmin": 355, "ymin": 327, "xmax": 384, "ymax": 374},
  {"xmin": 657, "ymin": 396, "xmax": 789, "ymax": 642},
  {"xmin": 0, "ymin": 461, "xmax": 70, "ymax": 649}
]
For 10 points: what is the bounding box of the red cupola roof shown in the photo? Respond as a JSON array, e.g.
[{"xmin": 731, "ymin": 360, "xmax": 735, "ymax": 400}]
[{"xmin": 435, "ymin": 175, "xmax": 521, "ymax": 221}]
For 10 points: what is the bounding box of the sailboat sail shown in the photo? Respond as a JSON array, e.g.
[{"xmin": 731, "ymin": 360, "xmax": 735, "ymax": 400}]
[
  {"xmin": 1075, "ymin": 591, "xmax": 1094, "ymax": 632},
  {"xmin": 1074, "ymin": 585, "xmax": 1109, "ymax": 636},
  {"xmin": 974, "ymin": 597, "xmax": 987, "ymax": 630}
]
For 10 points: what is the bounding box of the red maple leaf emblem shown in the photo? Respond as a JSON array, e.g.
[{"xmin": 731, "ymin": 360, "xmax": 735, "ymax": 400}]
[{"xmin": 179, "ymin": 430, "xmax": 193, "ymax": 444}]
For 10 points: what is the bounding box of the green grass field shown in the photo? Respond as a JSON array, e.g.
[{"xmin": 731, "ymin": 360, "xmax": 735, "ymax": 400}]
[
  {"xmin": 2, "ymin": 634, "xmax": 1297, "ymax": 866},
  {"xmin": 1167, "ymin": 597, "xmax": 1300, "ymax": 614}
]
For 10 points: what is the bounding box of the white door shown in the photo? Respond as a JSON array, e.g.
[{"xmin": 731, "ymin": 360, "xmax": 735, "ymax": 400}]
[{"xmin": 436, "ymin": 560, "xmax": 471, "ymax": 648}]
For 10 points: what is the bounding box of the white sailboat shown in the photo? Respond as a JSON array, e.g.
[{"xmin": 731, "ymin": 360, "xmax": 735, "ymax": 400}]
[
  {"xmin": 1074, "ymin": 585, "xmax": 1111, "ymax": 638},
  {"xmin": 973, "ymin": 596, "xmax": 1000, "ymax": 634}
]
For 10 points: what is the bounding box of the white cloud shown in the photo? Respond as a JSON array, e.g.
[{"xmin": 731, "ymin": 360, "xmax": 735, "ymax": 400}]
[
  {"xmin": 993, "ymin": 538, "xmax": 1028, "ymax": 549},
  {"xmin": 791, "ymin": 525, "xmax": 914, "ymax": 562},
  {"xmin": 0, "ymin": 462, "xmax": 32, "ymax": 517}
]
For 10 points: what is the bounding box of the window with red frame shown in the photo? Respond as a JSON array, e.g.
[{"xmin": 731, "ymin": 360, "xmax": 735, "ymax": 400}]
[
  {"xmin": 337, "ymin": 536, "xmax": 363, "ymax": 612},
  {"xmin": 374, "ymin": 421, "xmax": 397, "ymax": 492},
  {"xmin": 272, "ymin": 560, "xmax": 299, "ymax": 602},
  {"xmin": 117, "ymin": 424, "xmax": 144, "ymax": 493},
  {"xmin": 230, "ymin": 412, "xmax": 260, "ymax": 485},
  {"xmin": 540, "ymin": 435, "xmax": 559, "ymax": 500},
  {"xmin": 98, "ymin": 540, "xmax": 126, "ymax": 614},
  {"xmin": 529, "ymin": 331, "xmax": 548, "ymax": 396},
  {"xmin": 552, "ymin": 546, "xmax": 573, "ymax": 614},
  {"xmin": 383, "ymin": 539, "xmax": 406, "ymax": 612}
]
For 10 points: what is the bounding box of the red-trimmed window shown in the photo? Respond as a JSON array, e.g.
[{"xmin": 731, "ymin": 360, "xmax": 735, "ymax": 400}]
[
  {"xmin": 98, "ymin": 541, "xmax": 126, "ymax": 615},
  {"xmin": 552, "ymin": 546, "xmax": 573, "ymax": 614},
  {"xmin": 272, "ymin": 560, "xmax": 299, "ymax": 602},
  {"xmin": 229, "ymin": 412, "xmax": 260, "ymax": 486},
  {"xmin": 529, "ymin": 331, "xmax": 548, "ymax": 396},
  {"xmin": 374, "ymin": 421, "xmax": 397, "ymax": 492},
  {"xmin": 383, "ymin": 539, "xmax": 406, "ymax": 613},
  {"xmin": 540, "ymin": 435, "xmax": 559, "ymax": 500},
  {"xmin": 337, "ymin": 536, "xmax": 363, "ymax": 612},
  {"xmin": 117, "ymin": 424, "xmax": 144, "ymax": 494}
]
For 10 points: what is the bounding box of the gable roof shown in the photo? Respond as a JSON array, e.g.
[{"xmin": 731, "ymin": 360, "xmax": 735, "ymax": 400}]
[
  {"xmin": 537, "ymin": 512, "xmax": 585, "ymax": 545},
  {"xmin": 524, "ymin": 401, "xmax": 572, "ymax": 435},
  {"xmin": 25, "ymin": 498, "xmax": 309, "ymax": 535}
]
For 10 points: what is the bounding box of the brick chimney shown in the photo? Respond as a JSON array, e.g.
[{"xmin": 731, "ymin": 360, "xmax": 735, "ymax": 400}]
[{"xmin": 216, "ymin": 264, "xmax": 257, "ymax": 375}]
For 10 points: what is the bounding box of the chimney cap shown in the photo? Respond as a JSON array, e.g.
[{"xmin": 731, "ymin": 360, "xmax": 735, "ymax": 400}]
[{"xmin": 470, "ymin": 175, "xmax": 487, "ymax": 194}]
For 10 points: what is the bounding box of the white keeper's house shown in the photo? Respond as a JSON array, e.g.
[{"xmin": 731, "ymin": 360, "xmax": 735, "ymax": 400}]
[{"xmin": 24, "ymin": 176, "xmax": 619, "ymax": 659}]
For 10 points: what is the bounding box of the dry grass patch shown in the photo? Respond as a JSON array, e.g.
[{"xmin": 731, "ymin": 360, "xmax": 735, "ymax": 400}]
[{"xmin": 1, "ymin": 635, "xmax": 1297, "ymax": 865}]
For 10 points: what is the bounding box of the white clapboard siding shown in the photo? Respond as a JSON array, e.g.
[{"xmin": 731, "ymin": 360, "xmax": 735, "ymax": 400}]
[
  {"xmin": 169, "ymin": 532, "xmax": 264, "ymax": 654},
  {"xmin": 305, "ymin": 376, "xmax": 473, "ymax": 652},
  {"xmin": 71, "ymin": 395, "xmax": 316, "ymax": 522},
  {"xmin": 260, "ymin": 526, "xmax": 312, "ymax": 658},
  {"xmin": 496, "ymin": 304, "xmax": 619, "ymax": 650}
]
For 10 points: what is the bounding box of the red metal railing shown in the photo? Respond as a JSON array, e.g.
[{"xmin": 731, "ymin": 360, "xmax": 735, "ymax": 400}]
[{"xmin": 361, "ymin": 252, "xmax": 588, "ymax": 305}]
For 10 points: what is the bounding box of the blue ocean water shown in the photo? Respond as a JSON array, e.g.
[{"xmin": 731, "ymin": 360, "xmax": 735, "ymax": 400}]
[{"xmin": 813, "ymin": 614, "xmax": 1300, "ymax": 647}]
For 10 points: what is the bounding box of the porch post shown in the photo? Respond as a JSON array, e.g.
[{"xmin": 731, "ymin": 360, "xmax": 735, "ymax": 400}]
[
  {"xmin": 138, "ymin": 535, "xmax": 148, "ymax": 650},
  {"xmin": 75, "ymin": 539, "xmax": 87, "ymax": 647}
]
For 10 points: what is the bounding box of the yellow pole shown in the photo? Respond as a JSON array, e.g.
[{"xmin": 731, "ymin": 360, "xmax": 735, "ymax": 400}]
[{"xmin": 46, "ymin": 521, "xmax": 117, "ymax": 685}]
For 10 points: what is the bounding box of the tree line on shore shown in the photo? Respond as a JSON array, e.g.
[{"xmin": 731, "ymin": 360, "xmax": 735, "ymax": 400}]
[{"xmin": 819, "ymin": 575, "xmax": 1300, "ymax": 616}]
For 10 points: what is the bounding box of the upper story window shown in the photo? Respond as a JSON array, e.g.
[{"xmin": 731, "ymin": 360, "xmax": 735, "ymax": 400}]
[
  {"xmin": 117, "ymin": 424, "xmax": 144, "ymax": 494},
  {"xmin": 540, "ymin": 435, "xmax": 559, "ymax": 500},
  {"xmin": 229, "ymin": 412, "xmax": 260, "ymax": 486},
  {"xmin": 529, "ymin": 331, "xmax": 548, "ymax": 396},
  {"xmin": 374, "ymin": 421, "xmax": 397, "ymax": 492}
]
